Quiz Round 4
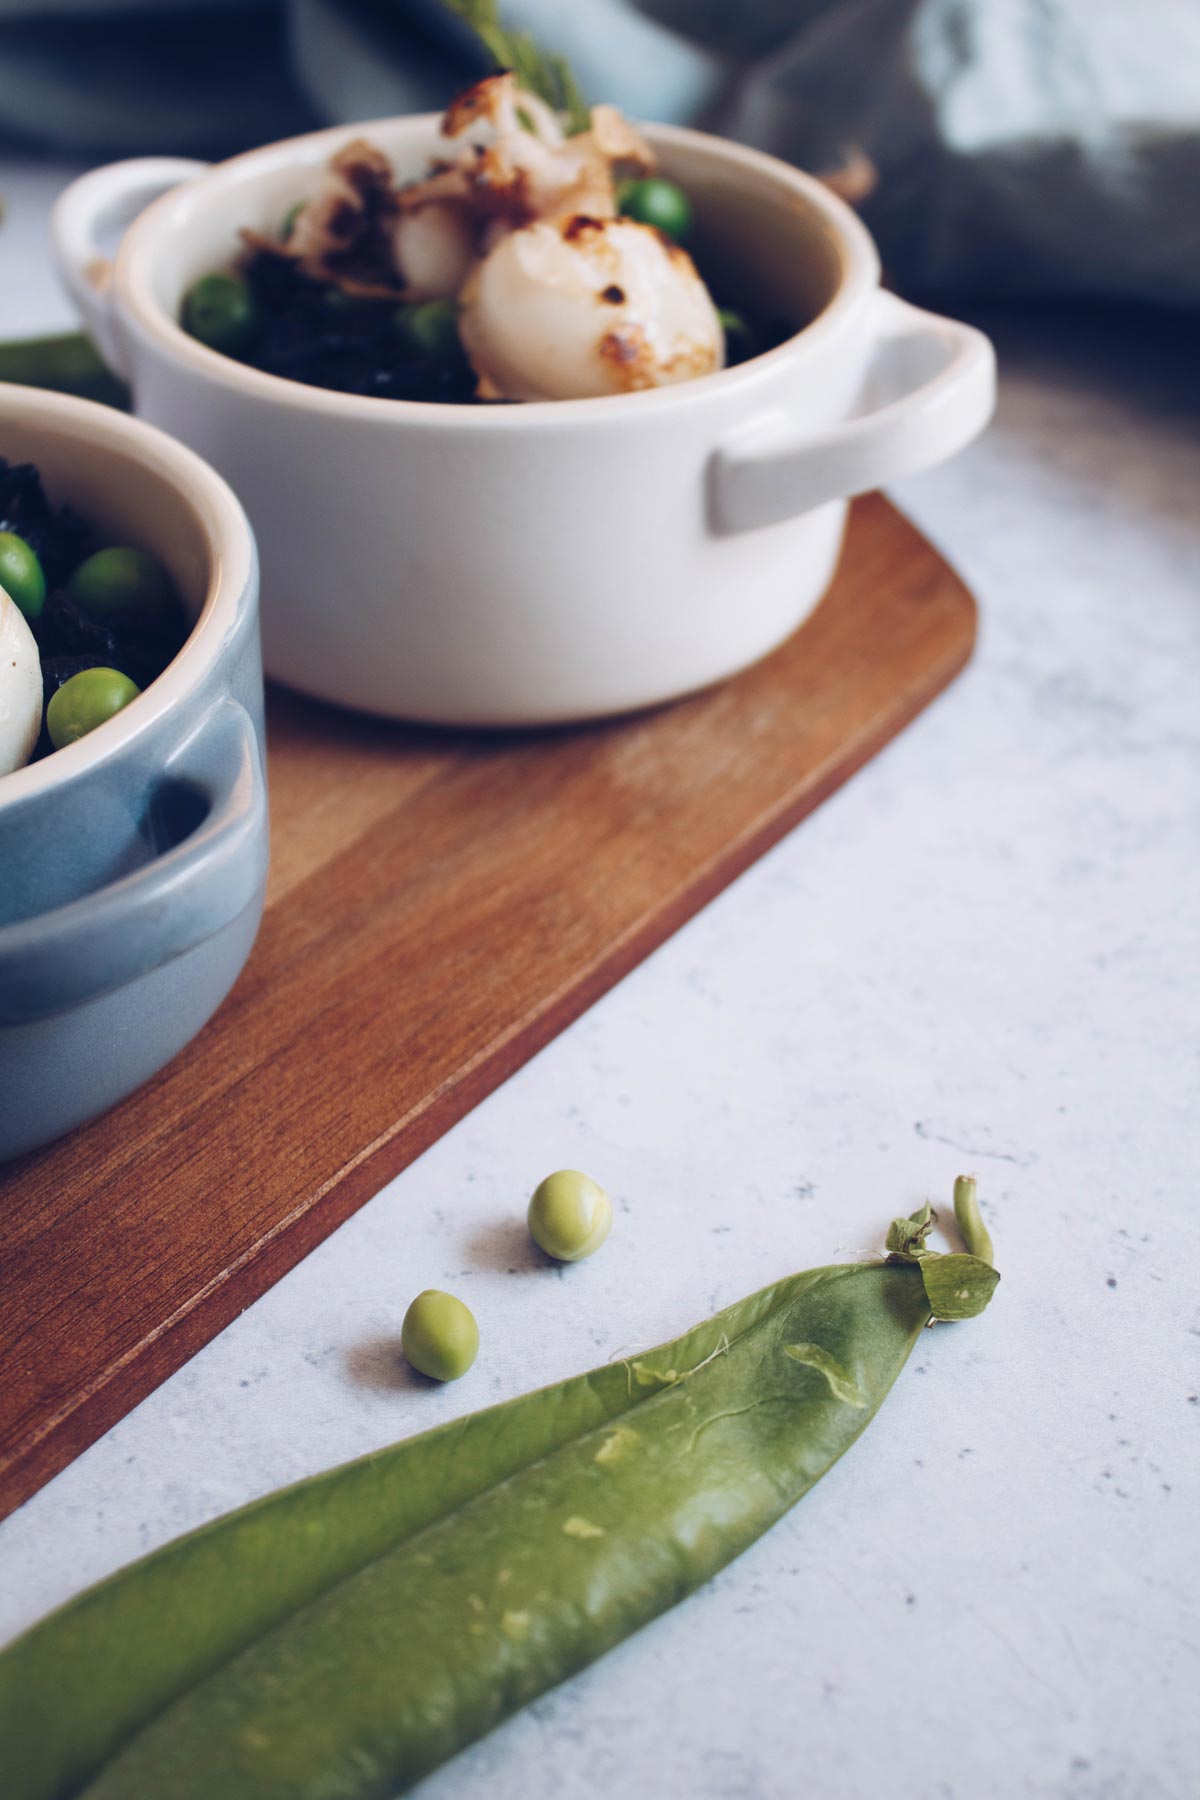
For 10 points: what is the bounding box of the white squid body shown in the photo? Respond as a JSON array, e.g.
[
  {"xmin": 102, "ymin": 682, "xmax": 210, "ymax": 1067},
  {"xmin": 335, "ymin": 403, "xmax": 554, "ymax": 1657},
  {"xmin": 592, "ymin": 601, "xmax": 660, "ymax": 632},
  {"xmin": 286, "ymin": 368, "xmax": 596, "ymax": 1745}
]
[
  {"xmin": 391, "ymin": 203, "xmax": 477, "ymax": 303},
  {"xmin": 0, "ymin": 584, "xmax": 43, "ymax": 776},
  {"xmin": 459, "ymin": 216, "xmax": 724, "ymax": 402}
]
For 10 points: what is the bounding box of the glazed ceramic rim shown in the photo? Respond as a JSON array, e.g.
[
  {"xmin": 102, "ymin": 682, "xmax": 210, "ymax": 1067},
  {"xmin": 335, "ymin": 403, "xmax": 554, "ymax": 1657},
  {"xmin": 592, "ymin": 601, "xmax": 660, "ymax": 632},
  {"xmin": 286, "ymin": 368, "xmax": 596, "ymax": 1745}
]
[
  {"xmin": 0, "ymin": 384, "xmax": 255, "ymax": 808},
  {"xmin": 112, "ymin": 116, "xmax": 881, "ymax": 428}
]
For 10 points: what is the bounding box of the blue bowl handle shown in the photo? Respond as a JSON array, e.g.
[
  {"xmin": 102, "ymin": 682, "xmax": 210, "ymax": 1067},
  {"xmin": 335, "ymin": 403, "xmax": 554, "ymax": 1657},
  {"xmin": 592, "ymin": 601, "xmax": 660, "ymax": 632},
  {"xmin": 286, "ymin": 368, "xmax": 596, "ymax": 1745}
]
[{"xmin": 0, "ymin": 699, "xmax": 267, "ymax": 1027}]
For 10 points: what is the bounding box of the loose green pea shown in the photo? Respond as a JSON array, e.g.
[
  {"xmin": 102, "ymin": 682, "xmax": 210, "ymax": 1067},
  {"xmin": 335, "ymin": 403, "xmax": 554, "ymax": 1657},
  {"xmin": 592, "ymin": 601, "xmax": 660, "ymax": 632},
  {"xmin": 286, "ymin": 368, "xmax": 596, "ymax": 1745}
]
[
  {"xmin": 0, "ymin": 532, "xmax": 46, "ymax": 622},
  {"xmin": 392, "ymin": 299, "xmax": 462, "ymax": 362},
  {"xmin": 66, "ymin": 547, "xmax": 173, "ymax": 622},
  {"xmin": 182, "ymin": 271, "xmax": 260, "ymax": 356},
  {"xmin": 46, "ymin": 667, "xmax": 141, "ymax": 749},
  {"xmin": 616, "ymin": 176, "xmax": 692, "ymax": 241},
  {"xmin": 527, "ymin": 1169, "xmax": 613, "ymax": 1263},
  {"xmin": 401, "ymin": 1290, "xmax": 479, "ymax": 1382}
]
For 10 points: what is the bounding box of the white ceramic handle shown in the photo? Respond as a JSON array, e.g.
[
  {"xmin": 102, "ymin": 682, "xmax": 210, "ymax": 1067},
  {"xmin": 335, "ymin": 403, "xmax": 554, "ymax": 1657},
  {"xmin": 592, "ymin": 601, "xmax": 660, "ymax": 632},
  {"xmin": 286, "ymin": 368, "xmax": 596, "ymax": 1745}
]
[
  {"xmin": 51, "ymin": 157, "xmax": 208, "ymax": 382},
  {"xmin": 710, "ymin": 291, "xmax": 996, "ymax": 534}
]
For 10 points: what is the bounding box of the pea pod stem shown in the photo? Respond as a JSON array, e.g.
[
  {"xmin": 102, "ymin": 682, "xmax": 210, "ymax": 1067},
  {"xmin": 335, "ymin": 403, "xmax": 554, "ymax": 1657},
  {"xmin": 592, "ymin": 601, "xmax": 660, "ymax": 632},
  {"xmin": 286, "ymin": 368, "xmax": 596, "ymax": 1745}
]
[
  {"xmin": 953, "ymin": 1174, "xmax": 994, "ymax": 1266},
  {"xmin": 887, "ymin": 1178, "xmax": 1000, "ymax": 1322},
  {"xmin": 885, "ymin": 1199, "xmax": 934, "ymax": 1260}
]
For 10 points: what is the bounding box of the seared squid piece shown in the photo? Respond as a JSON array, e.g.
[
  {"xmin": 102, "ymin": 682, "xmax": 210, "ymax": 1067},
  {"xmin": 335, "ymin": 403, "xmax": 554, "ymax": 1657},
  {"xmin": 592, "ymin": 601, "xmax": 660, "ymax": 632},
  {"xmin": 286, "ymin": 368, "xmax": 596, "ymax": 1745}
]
[
  {"xmin": 418, "ymin": 73, "xmax": 721, "ymax": 400},
  {"xmin": 238, "ymin": 75, "xmax": 723, "ymax": 402},
  {"xmin": 401, "ymin": 73, "xmax": 653, "ymax": 234},
  {"xmin": 390, "ymin": 202, "xmax": 477, "ymax": 302},
  {"xmin": 459, "ymin": 213, "xmax": 724, "ymax": 402},
  {"xmin": 0, "ymin": 585, "xmax": 43, "ymax": 776},
  {"xmin": 244, "ymin": 140, "xmax": 404, "ymax": 298}
]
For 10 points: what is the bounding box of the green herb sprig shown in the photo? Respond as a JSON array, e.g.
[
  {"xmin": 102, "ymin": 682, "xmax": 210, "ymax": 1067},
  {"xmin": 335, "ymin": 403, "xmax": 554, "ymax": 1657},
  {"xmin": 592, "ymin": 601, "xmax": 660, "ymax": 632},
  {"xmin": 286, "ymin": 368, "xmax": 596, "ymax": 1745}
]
[{"xmin": 439, "ymin": 0, "xmax": 590, "ymax": 132}]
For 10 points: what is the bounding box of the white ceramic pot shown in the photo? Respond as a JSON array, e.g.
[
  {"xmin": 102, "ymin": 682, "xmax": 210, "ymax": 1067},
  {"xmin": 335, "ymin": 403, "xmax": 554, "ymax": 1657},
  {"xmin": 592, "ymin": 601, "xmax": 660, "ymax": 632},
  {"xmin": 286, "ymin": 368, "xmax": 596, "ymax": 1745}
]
[{"xmin": 53, "ymin": 119, "xmax": 995, "ymax": 725}]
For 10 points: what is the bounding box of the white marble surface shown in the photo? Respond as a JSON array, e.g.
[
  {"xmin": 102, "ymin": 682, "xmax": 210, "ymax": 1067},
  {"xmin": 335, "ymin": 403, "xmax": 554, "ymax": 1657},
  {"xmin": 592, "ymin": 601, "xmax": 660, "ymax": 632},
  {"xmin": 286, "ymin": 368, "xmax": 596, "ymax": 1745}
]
[{"xmin": 2, "ymin": 164, "xmax": 1199, "ymax": 1800}]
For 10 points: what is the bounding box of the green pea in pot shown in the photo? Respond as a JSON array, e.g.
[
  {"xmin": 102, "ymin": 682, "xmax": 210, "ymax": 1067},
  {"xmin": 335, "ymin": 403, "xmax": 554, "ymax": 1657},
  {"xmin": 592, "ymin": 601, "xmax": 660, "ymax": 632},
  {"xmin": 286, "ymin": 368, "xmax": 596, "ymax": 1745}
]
[
  {"xmin": 616, "ymin": 176, "xmax": 693, "ymax": 240},
  {"xmin": 0, "ymin": 532, "xmax": 47, "ymax": 622},
  {"xmin": 181, "ymin": 271, "xmax": 261, "ymax": 358},
  {"xmin": 46, "ymin": 667, "xmax": 141, "ymax": 749},
  {"xmin": 66, "ymin": 547, "xmax": 175, "ymax": 623}
]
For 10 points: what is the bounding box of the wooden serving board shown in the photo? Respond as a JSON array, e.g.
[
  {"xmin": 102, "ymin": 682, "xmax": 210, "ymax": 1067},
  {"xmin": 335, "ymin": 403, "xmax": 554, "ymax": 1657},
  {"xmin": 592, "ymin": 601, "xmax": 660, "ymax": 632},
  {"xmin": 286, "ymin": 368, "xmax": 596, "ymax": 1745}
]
[{"xmin": 0, "ymin": 496, "xmax": 975, "ymax": 1522}]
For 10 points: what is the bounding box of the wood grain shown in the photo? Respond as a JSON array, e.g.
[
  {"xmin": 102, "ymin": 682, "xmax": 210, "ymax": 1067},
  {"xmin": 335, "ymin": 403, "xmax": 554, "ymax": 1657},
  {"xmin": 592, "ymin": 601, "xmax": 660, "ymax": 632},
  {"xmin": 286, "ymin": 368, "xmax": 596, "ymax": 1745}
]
[{"xmin": 0, "ymin": 496, "xmax": 975, "ymax": 1522}]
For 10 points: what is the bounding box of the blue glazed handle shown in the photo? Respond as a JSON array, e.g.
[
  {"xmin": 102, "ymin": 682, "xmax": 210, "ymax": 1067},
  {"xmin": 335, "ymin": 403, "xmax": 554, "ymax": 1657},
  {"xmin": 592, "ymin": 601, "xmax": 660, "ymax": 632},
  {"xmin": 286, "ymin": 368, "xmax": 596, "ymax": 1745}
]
[{"xmin": 0, "ymin": 699, "xmax": 267, "ymax": 1027}]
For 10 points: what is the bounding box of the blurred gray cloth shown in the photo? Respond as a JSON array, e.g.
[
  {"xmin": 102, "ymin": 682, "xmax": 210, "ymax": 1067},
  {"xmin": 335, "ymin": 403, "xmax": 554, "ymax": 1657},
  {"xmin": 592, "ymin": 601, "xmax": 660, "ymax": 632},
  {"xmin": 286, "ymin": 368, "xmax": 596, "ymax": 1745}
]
[{"xmin": 2, "ymin": 0, "xmax": 1198, "ymax": 304}]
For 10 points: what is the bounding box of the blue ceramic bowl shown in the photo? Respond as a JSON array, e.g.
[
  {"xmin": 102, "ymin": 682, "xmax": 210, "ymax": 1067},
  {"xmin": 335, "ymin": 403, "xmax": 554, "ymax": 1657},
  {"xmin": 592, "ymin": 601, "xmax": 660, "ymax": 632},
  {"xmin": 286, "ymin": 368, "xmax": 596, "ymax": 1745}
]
[{"xmin": 0, "ymin": 385, "xmax": 266, "ymax": 1161}]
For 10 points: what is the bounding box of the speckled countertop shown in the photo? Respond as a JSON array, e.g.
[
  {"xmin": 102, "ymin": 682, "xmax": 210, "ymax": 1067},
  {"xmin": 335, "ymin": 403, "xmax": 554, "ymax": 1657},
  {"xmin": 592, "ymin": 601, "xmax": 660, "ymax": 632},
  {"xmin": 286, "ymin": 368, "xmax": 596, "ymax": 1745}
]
[{"xmin": 2, "ymin": 165, "xmax": 1198, "ymax": 1800}]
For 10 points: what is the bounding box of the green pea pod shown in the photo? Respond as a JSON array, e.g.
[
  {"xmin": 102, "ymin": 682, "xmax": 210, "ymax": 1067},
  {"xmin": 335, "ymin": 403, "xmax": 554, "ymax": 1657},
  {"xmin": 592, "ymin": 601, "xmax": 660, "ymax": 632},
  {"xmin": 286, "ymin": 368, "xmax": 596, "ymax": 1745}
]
[
  {"xmin": 0, "ymin": 333, "xmax": 130, "ymax": 410},
  {"xmin": 0, "ymin": 1202, "xmax": 995, "ymax": 1800}
]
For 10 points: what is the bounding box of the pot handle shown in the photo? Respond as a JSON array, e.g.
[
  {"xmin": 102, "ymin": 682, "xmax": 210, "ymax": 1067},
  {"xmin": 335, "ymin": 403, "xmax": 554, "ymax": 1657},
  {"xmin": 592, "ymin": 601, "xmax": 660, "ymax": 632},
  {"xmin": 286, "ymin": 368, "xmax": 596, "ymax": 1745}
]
[
  {"xmin": 709, "ymin": 291, "xmax": 996, "ymax": 534},
  {"xmin": 51, "ymin": 157, "xmax": 209, "ymax": 382},
  {"xmin": 0, "ymin": 698, "xmax": 267, "ymax": 1027}
]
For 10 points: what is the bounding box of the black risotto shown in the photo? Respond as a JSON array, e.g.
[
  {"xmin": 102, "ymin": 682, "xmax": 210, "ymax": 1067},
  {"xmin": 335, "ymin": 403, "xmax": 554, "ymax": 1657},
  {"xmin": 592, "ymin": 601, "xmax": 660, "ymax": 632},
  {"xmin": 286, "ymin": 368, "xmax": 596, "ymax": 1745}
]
[{"xmin": 0, "ymin": 460, "xmax": 188, "ymax": 764}]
